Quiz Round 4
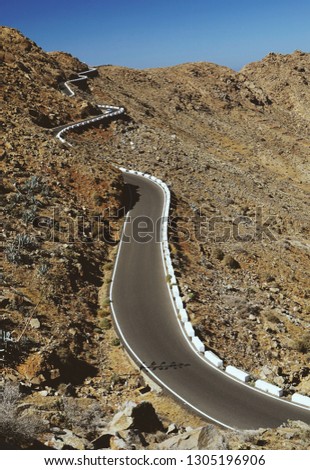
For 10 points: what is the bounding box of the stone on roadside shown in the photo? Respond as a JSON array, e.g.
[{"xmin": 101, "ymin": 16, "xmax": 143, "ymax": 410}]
[
  {"xmin": 30, "ymin": 318, "xmax": 41, "ymax": 329},
  {"xmin": 108, "ymin": 401, "xmax": 163, "ymax": 434},
  {"xmin": 158, "ymin": 425, "xmax": 227, "ymax": 450}
]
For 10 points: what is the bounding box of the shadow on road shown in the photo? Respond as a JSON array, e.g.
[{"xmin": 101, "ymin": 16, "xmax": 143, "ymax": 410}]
[
  {"xmin": 121, "ymin": 182, "xmax": 140, "ymax": 213},
  {"xmin": 141, "ymin": 360, "xmax": 191, "ymax": 371}
]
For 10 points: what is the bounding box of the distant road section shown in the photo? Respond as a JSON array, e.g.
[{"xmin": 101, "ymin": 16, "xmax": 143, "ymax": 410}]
[{"xmin": 111, "ymin": 172, "xmax": 310, "ymax": 430}]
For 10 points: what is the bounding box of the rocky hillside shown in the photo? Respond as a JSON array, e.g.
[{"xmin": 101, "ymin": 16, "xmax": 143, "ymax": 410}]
[
  {"xmin": 242, "ymin": 51, "xmax": 310, "ymax": 123},
  {"xmin": 1, "ymin": 26, "xmax": 309, "ymax": 449},
  {"xmin": 1, "ymin": 26, "xmax": 102, "ymax": 128},
  {"xmin": 1, "ymin": 27, "xmax": 129, "ymax": 448},
  {"xmin": 88, "ymin": 52, "xmax": 310, "ymax": 396}
]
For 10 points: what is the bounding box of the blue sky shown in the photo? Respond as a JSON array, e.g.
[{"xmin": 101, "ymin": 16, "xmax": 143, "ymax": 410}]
[{"xmin": 2, "ymin": 0, "xmax": 310, "ymax": 70}]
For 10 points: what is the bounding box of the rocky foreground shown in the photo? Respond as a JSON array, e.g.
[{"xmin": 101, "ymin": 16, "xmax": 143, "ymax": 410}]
[{"xmin": 1, "ymin": 26, "xmax": 309, "ymax": 449}]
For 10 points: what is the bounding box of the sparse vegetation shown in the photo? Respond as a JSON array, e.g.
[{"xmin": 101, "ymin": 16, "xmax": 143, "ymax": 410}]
[
  {"xmin": 22, "ymin": 207, "xmax": 38, "ymax": 225},
  {"xmin": 15, "ymin": 233, "xmax": 37, "ymax": 250},
  {"xmin": 98, "ymin": 308, "xmax": 110, "ymax": 318},
  {"xmin": 4, "ymin": 243, "xmax": 22, "ymax": 264},
  {"xmin": 99, "ymin": 317, "xmax": 112, "ymax": 330},
  {"xmin": 4, "ymin": 232, "xmax": 38, "ymax": 264},
  {"xmin": 0, "ymin": 382, "xmax": 45, "ymax": 449},
  {"xmin": 112, "ymin": 337, "xmax": 120, "ymax": 347},
  {"xmin": 294, "ymin": 333, "xmax": 310, "ymax": 354},
  {"xmin": 265, "ymin": 312, "xmax": 281, "ymax": 324},
  {"xmin": 37, "ymin": 262, "xmax": 50, "ymax": 276},
  {"xmin": 1, "ymin": 25, "xmax": 310, "ymax": 450},
  {"xmin": 62, "ymin": 398, "xmax": 105, "ymax": 439},
  {"xmin": 104, "ymin": 262, "xmax": 113, "ymax": 271}
]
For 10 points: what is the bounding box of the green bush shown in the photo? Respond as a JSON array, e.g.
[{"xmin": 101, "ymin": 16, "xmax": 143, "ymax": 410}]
[
  {"xmin": 112, "ymin": 338, "xmax": 120, "ymax": 347},
  {"xmin": 101, "ymin": 298, "xmax": 111, "ymax": 307},
  {"xmin": 99, "ymin": 317, "xmax": 111, "ymax": 330}
]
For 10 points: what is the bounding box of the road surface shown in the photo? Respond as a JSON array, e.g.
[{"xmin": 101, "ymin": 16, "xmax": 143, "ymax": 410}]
[{"xmin": 111, "ymin": 173, "xmax": 310, "ymax": 430}]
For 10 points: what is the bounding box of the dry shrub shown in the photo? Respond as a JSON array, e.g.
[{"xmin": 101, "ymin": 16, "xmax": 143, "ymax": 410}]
[
  {"xmin": 294, "ymin": 333, "xmax": 310, "ymax": 353},
  {"xmin": 0, "ymin": 382, "xmax": 45, "ymax": 449},
  {"xmin": 62, "ymin": 398, "xmax": 105, "ymax": 439}
]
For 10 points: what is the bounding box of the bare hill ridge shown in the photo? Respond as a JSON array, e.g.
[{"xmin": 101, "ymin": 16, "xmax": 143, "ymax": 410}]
[
  {"xmin": 1, "ymin": 26, "xmax": 309, "ymax": 449},
  {"xmin": 242, "ymin": 50, "xmax": 310, "ymax": 120}
]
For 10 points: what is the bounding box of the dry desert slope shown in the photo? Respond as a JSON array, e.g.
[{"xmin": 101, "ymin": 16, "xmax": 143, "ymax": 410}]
[
  {"xmin": 88, "ymin": 50, "xmax": 310, "ymax": 395},
  {"xmin": 1, "ymin": 26, "xmax": 309, "ymax": 449}
]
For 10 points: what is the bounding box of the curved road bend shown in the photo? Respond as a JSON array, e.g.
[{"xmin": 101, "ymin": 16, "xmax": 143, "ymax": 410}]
[{"xmin": 111, "ymin": 173, "xmax": 310, "ymax": 430}]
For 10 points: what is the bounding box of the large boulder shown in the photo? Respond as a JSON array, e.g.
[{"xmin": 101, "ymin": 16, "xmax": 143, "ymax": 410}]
[
  {"xmin": 108, "ymin": 401, "xmax": 163, "ymax": 434},
  {"xmin": 158, "ymin": 425, "xmax": 228, "ymax": 450}
]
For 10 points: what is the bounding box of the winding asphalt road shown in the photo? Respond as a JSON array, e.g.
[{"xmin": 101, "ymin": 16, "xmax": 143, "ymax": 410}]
[
  {"xmin": 111, "ymin": 173, "xmax": 310, "ymax": 430},
  {"xmin": 56, "ymin": 68, "xmax": 309, "ymax": 430}
]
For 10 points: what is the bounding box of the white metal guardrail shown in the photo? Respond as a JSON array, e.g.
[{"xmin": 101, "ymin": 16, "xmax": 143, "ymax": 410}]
[
  {"xmin": 291, "ymin": 393, "xmax": 310, "ymax": 407},
  {"xmin": 118, "ymin": 168, "xmax": 310, "ymax": 406},
  {"xmin": 255, "ymin": 380, "xmax": 284, "ymax": 398},
  {"xmin": 56, "ymin": 104, "xmax": 124, "ymax": 145},
  {"xmin": 56, "ymin": 69, "xmax": 124, "ymax": 145},
  {"xmin": 63, "ymin": 67, "xmax": 97, "ymax": 97},
  {"xmin": 226, "ymin": 365, "xmax": 250, "ymax": 383}
]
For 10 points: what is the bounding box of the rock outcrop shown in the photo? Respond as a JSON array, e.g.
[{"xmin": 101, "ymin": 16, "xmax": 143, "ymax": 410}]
[{"xmin": 158, "ymin": 425, "xmax": 228, "ymax": 450}]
